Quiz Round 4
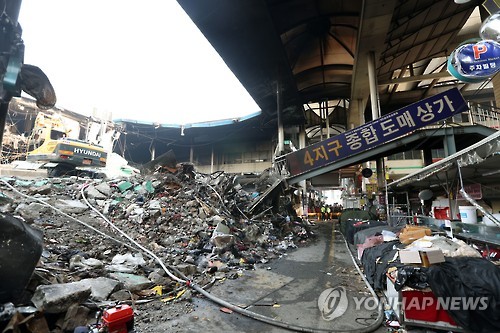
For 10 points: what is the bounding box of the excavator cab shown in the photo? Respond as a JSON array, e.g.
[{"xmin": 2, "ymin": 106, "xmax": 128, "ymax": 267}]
[{"xmin": 26, "ymin": 113, "xmax": 107, "ymax": 177}]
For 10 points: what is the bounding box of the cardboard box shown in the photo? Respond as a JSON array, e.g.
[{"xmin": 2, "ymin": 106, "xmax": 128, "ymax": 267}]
[
  {"xmin": 399, "ymin": 249, "xmax": 422, "ymax": 264},
  {"xmin": 399, "ymin": 247, "xmax": 445, "ymax": 267}
]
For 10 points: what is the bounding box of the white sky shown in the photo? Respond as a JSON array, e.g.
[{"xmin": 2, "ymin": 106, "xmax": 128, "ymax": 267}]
[{"xmin": 18, "ymin": 0, "xmax": 260, "ymax": 124}]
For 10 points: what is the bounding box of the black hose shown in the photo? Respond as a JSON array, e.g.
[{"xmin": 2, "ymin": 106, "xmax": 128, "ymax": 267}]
[
  {"xmin": 17, "ymin": 177, "xmax": 384, "ymax": 333},
  {"xmin": 79, "ymin": 181, "xmax": 384, "ymax": 332},
  {"xmin": 180, "ymin": 229, "xmax": 384, "ymax": 333}
]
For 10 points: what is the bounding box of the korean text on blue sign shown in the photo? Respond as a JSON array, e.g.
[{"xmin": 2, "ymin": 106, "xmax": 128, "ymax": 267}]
[
  {"xmin": 454, "ymin": 40, "xmax": 500, "ymax": 79},
  {"xmin": 285, "ymin": 88, "xmax": 468, "ymax": 177}
]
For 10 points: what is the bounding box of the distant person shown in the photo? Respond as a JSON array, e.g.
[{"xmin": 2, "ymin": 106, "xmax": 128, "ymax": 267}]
[
  {"xmin": 367, "ymin": 199, "xmax": 378, "ymax": 220},
  {"xmin": 315, "ymin": 206, "xmax": 321, "ymax": 220}
]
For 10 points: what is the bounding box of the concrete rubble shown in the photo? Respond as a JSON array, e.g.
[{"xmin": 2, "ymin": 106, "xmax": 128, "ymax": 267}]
[{"xmin": 0, "ymin": 163, "xmax": 315, "ymax": 332}]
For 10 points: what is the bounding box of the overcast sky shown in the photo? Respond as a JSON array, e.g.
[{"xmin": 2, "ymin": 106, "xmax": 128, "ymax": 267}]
[{"xmin": 18, "ymin": 0, "xmax": 260, "ymax": 124}]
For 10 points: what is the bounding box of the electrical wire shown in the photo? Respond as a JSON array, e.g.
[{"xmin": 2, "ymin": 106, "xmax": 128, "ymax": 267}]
[
  {"xmin": 78, "ymin": 182, "xmax": 185, "ymax": 284},
  {"xmin": 79, "ymin": 179, "xmax": 384, "ymax": 332},
  {"xmin": 200, "ymin": 178, "xmax": 233, "ymax": 217},
  {"xmin": 186, "ymin": 228, "xmax": 384, "ymax": 333},
  {"xmin": 3, "ymin": 177, "xmax": 383, "ymax": 332},
  {"xmin": 0, "ymin": 178, "xmax": 138, "ymax": 252}
]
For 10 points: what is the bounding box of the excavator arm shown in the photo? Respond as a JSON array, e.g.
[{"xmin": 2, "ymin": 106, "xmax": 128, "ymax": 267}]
[{"xmin": 0, "ymin": 0, "xmax": 56, "ymax": 145}]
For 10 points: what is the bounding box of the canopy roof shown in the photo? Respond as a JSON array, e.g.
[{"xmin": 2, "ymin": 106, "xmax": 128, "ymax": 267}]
[{"xmin": 177, "ymin": 0, "xmax": 487, "ymax": 125}]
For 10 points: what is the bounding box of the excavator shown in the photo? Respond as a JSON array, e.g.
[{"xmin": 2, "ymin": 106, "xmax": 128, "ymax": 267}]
[
  {"xmin": 26, "ymin": 112, "xmax": 107, "ymax": 177},
  {"xmin": 0, "ymin": 0, "xmax": 106, "ymax": 177}
]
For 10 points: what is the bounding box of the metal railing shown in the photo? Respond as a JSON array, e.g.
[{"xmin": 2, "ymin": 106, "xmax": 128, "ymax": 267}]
[
  {"xmin": 273, "ymin": 155, "xmax": 289, "ymax": 177},
  {"xmin": 454, "ymin": 101, "xmax": 500, "ymax": 129}
]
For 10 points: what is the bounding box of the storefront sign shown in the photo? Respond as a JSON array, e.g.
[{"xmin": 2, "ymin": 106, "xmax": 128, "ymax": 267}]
[{"xmin": 285, "ymin": 88, "xmax": 468, "ymax": 177}]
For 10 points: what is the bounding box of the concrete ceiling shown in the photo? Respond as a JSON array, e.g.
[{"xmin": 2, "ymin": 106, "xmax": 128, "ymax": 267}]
[{"xmin": 177, "ymin": 0, "xmax": 486, "ymax": 127}]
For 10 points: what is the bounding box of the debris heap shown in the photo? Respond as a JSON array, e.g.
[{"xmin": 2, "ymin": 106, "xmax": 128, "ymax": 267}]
[{"xmin": 0, "ymin": 164, "xmax": 314, "ymax": 332}]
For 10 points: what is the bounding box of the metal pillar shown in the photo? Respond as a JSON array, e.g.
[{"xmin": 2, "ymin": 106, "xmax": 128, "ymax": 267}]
[
  {"xmin": 443, "ymin": 125, "xmax": 456, "ymax": 156},
  {"xmin": 367, "ymin": 51, "xmax": 386, "ymax": 189},
  {"xmin": 299, "ymin": 125, "xmax": 307, "ymax": 214},
  {"xmin": 276, "ymin": 81, "xmax": 284, "ymax": 155},
  {"xmin": 368, "ymin": 52, "xmax": 381, "ymax": 121},
  {"xmin": 210, "ymin": 145, "xmax": 214, "ymax": 174},
  {"xmin": 325, "ymin": 100, "xmax": 331, "ymax": 139}
]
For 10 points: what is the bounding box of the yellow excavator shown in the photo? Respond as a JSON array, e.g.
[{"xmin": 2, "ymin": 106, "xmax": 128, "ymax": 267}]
[{"xmin": 26, "ymin": 113, "xmax": 107, "ymax": 177}]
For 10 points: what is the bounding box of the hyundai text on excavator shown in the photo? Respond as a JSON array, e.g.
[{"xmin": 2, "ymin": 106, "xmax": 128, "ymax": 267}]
[{"xmin": 26, "ymin": 112, "xmax": 107, "ymax": 177}]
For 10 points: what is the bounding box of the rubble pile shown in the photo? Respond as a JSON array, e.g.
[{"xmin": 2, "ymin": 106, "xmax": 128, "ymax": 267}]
[
  {"xmin": 0, "ymin": 124, "xmax": 28, "ymax": 164},
  {"xmin": 0, "ymin": 165, "xmax": 315, "ymax": 332}
]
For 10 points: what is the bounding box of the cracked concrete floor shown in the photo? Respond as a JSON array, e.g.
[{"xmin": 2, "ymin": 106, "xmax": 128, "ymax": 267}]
[{"xmin": 134, "ymin": 221, "xmax": 388, "ymax": 333}]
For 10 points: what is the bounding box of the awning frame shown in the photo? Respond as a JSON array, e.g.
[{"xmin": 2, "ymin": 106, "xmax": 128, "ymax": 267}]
[{"xmin": 388, "ymin": 130, "xmax": 500, "ymax": 189}]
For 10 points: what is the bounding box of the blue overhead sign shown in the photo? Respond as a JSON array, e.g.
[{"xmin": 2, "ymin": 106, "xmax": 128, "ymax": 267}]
[
  {"xmin": 449, "ymin": 40, "xmax": 500, "ymax": 81},
  {"xmin": 285, "ymin": 88, "xmax": 469, "ymax": 177}
]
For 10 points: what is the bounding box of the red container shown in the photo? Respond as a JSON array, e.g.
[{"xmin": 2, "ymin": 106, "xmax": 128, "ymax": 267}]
[
  {"xmin": 402, "ymin": 290, "xmax": 457, "ymax": 326},
  {"xmin": 102, "ymin": 304, "xmax": 134, "ymax": 333},
  {"xmin": 433, "ymin": 207, "xmax": 449, "ymax": 219}
]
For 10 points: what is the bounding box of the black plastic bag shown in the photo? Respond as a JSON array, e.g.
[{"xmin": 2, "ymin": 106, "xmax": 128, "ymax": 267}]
[
  {"xmin": 394, "ymin": 265, "xmax": 429, "ymax": 291},
  {"xmin": 427, "ymin": 257, "xmax": 500, "ymax": 333},
  {"xmin": 0, "ymin": 214, "xmax": 43, "ymax": 304}
]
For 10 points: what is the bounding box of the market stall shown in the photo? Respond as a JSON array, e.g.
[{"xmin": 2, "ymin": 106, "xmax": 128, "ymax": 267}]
[
  {"xmin": 340, "ymin": 222, "xmax": 500, "ymax": 332},
  {"xmin": 340, "ymin": 130, "xmax": 500, "ymax": 330}
]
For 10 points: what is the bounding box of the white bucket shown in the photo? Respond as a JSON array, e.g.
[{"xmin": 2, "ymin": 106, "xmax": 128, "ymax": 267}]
[{"xmin": 459, "ymin": 206, "xmax": 477, "ymax": 224}]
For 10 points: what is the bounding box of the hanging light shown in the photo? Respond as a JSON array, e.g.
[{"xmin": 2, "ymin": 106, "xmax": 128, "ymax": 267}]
[{"xmin": 480, "ymin": 11, "xmax": 500, "ymax": 41}]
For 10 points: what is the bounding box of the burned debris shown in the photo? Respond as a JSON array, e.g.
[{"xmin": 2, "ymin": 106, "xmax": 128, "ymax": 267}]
[{"xmin": 0, "ymin": 160, "xmax": 314, "ymax": 332}]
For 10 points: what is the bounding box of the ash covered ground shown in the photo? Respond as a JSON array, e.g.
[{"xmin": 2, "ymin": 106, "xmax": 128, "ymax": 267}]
[{"xmin": 0, "ymin": 164, "xmax": 316, "ymax": 332}]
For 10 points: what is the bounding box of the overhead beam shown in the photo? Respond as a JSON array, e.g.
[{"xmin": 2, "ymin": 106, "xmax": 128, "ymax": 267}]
[
  {"xmin": 350, "ymin": 0, "xmax": 398, "ymax": 129},
  {"xmin": 351, "ymin": 0, "xmax": 398, "ymax": 101},
  {"xmin": 379, "ymin": 71, "xmax": 455, "ymax": 86}
]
